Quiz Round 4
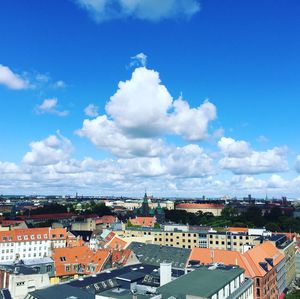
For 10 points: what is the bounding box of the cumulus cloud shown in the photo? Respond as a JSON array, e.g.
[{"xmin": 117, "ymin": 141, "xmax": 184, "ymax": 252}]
[
  {"xmin": 78, "ymin": 67, "xmax": 217, "ymax": 157},
  {"xmin": 74, "ymin": 0, "xmax": 200, "ymax": 22},
  {"xmin": 36, "ymin": 98, "xmax": 69, "ymax": 116},
  {"xmin": 23, "ymin": 133, "xmax": 73, "ymax": 166},
  {"xmin": 0, "ymin": 64, "xmax": 29, "ymax": 89},
  {"xmin": 77, "ymin": 115, "xmax": 166, "ymax": 157},
  {"xmin": 84, "ymin": 103, "xmax": 99, "ymax": 117},
  {"xmin": 218, "ymin": 137, "xmax": 288, "ymax": 175}
]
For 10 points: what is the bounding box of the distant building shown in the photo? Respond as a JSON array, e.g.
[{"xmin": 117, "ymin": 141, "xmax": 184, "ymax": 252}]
[
  {"xmin": 176, "ymin": 203, "xmax": 224, "ymax": 216},
  {"xmin": 133, "ymin": 193, "xmax": 165, "ymax": 223}
]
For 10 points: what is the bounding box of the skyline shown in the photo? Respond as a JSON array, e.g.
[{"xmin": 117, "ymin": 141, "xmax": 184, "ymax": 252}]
[{"xmin": 1, "ymin": 0, "xmax": 300, "ymax": 197}]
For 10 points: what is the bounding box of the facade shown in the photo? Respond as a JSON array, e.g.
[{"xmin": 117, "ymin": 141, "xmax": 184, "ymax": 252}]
[
  {"xmin": 176, "ymin": 203, "xmax": 224, "ymax": 216},
  {"xmin": 0, "ymin": 227, "xmax": 67, "ymax": 264},
  {"xmin": 207, "ymin": 231, "xmax": 257, "ymax": 253},
  {"xmin": 0, "ymin": 264, "xmax": 50, "ymax": 299},
  {"xmin": 71, "ymin": 218, "xmax": 96, "ymax": 231},
  {"xmin": 115, "ymin": 227, "xmax": 200, "ymax": 249},
  {"xmin": 277, "ymin": 239, "xmax": 296, "ymax": 288}
]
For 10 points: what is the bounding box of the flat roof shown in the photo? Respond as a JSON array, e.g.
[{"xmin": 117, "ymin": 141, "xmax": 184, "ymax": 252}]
[{"xmin": 158, "ymin": 266, "xmax": 244, "ymax": 298}]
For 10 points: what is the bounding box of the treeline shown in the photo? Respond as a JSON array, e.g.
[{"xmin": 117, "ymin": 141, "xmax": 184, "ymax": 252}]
[{"xmin": 165, "ymin": 206, "xmax": 300, "ymax": 233}]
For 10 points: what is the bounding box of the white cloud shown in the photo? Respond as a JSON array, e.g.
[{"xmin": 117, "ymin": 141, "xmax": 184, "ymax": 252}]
[
  {"xmin": 53, "ymin": 80, "xmax": 66, "ymax": 88},
  {"xmin": 218, "ymin": 137, "xmax": 251, "ymax": 158},
  {"xmin": 0, "ymin": 64, "xmax": 29, "ymax": 90},
  {"xmin": 106, "ymin": 67, "xmax": 173, "ymax": 137},
  {"xmin": 130, "ymin": 53, "xmax": 147, "ymax": 67},
  {"xmin": 36, "ymin": 98, "xmax": 69, "ymax": 116},
  {"xmin": 168, "ymin": 98, "xmax": 216, "ymax": 141},
  {"xmin": 296, "ymin": 155, "xmax": 300, "ymax": 173},
  {"xmin": 84, "ymin": 103, "xmax": 99, "ymax": 117},
  {"xmin": 77, "ymin": 115, "xmax": 166, "ymax": 157},
  {"xmin": 77, "ymin": 66, "xmax": 217, "ymax": 157},
  {"xmin": 74, "ymin": 0, "xmax": 200, "ymax": 22},
  {"xmin": 23, "ymin": 133, "xmax": 73, "ymax": 166},
  {"xmin": 219, "ymin": 137, "xmax": 288, "ymax": 175}
]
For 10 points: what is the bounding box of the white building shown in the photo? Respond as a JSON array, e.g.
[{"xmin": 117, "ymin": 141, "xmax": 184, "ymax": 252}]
[{"xmin": 0, "ymin": 227, "xmax": 67, "ymax": 264}]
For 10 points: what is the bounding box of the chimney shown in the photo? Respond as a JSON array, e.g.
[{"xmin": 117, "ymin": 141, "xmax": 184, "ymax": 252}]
[{"xmin": 160, "ymin": 262, "xmax": 172, "ymax": 286}]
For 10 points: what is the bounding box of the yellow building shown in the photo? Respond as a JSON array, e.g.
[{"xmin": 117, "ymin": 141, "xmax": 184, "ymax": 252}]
[{"xmin": 115, "ymin": 228, "xmax": 200, "ymax": 249}]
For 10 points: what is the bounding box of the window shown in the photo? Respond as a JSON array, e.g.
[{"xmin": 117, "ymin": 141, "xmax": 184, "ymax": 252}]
[
  {"xmin": 59, "ymin": 234, "xmax": 64, "ymax": 238},
  {"xmin": 52, "ymin": 234, "xmax": 57, "ymax": 238},
  {"xmin": 8, "ymin": 236, "xmax": 12, "ymax": 241},
  {"xmin": 65, "ymin": 265, "xmax": 70, "ymax": 272},
  {"xmin": 37, "ymin": 234, "xmax": 41, "ymax": 239},
  {"xmin": 46, "ymin": 265, "xmax": 52, "ymax": 272},
  {"xmin": 60, "ymin": 256, "xmax": 66, "ymax": 262},
  {"xmin": 2, "ymin": 237, "xmax": 6, "ymax": 241},
  {"xmin": 17, "ymin": 282, "xmax": 25, "ymax": 286},
  {"xmin": 43, "ymin": 234, "xmax": 48, "ymax": 239},
  {"xmin": 17, "ymin": 236, "xmax": 21, "ymax": 240},
  {"xmin": 24, "ymin": 235, "xmax": 28, "ymax": 240},
  {"xmin": 31, "ymin": 235, "xmax": 35, "ymax": 240}
]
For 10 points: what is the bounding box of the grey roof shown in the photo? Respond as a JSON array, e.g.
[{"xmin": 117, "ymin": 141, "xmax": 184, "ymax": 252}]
[
  {"xmin": 127, "ymin": 242, "xmax": 191, "ymax": 269},
  {"xmin": 0, "ymin": 264, "xmax": 37, "ymax": 275},
  {"xmin": 28, "ymin": 284, "xmax": 94, "ymax": 299},
  {"xmin": 20, "ymin": 257, "xmax": 54, "ymax": 265},
  {"xmin": 116, "ymin": 271, "xmax": 146, "ymax": 282}
]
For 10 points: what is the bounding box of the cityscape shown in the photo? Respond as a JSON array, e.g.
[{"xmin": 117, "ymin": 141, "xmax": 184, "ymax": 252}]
[{"xmin": 1, "ymin": 1, "xmax": 300, "ymax": 299}]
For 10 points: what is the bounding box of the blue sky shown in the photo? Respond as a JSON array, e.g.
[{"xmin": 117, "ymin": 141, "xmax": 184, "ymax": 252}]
[{"xmin": 1, "ymin": 0, "xmax": 300, "ymax": 197}]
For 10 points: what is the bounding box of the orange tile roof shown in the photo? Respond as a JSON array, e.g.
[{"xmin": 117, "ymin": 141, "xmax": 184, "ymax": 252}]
[
  {"xmin": 189, "ymin": 241, "xmax": 284, "ymax": 278},
  {"xmin": 189, "ymin": 248, "xmax": 251, "ymax": 276},
  {"xmin": 111, "ymin": 249, "xmax": 132, "ymax": 267},
  {"xmin": 50, "ymin": 228, "xmax": 68, "ymax": 240},
  {"xmin": 130, "ymin": 216, "xmax": 156, "ymax": 227},
  {"xmin": 0, "ymin": 227, "xmax": 50, "ymax": 243},
  {"xmin": 96, "ymin": 215, "xmax": 116, "ymax": 225},
  {"xmin": 176, "ymin": 203, "xmax": 224, "ymax": 209},
  {"xmin": 0, "ymin": 227, "xmax": 68, "ymax": 243},
  {"xmin": 105, "ymin": 236, "xmax": 128, "ymax": 250},
  {"xmin": 243, "ymin": 241, "xmax": 285, "ymax": 277},
  {"xmin": 52, "ymin": 246, "xmax": 110, "ymax": 277}
]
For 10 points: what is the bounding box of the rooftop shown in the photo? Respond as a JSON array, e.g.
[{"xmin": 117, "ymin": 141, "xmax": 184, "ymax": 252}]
[
  {"xmin": 158, "ymin": 265, "xmax": 244, "ymax": 298},
  {"xmin": 127, "ymin": 242, "xmax": 191, "ymax": 268}
]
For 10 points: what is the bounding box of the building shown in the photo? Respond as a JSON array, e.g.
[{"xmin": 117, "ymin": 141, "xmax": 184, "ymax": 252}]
[
  {"xmin": 26, "ymin": 284, "xmax": 94, "ymax": 299},
  {"xmin": 277, "ymin": 239, "xmax": 296, "ymax": 288},
  {"xmin": 176, "ymin": 203, "xmax": 224, "ymax": 216},
  {"xmin": 158, "ymin": 265, "xmax": 253, "ymax": 299},
  {"xmin": 0, "ymin": 264, "xmax": 50, "ymax": 299},
  {"xmin": 133, "ymin": 193, "xmax": 165, "ymax": 223},
  {"xmin": 71, "ymin": 217, "xmax": 96, "ymax": 231},
  {"xmin": 115, "ymin": 227, "xmax": 200, "ymax": 249},
  {"xmin": 0, "ymin": 227, "xmax": 67, "ymax": 264},
  {"xmin": 51, "ymin": 246, "xmax": 111, "ymax": 283},
  {"xmin": 189, "ymin": 241, "xmax": 285, "ymax": 299}
]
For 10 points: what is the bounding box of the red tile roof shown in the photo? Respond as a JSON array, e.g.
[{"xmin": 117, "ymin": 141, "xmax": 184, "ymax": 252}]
[
  {"xmin": 96, "ymin": 215, "xmax": 117, "ymax": 225},
  {"xmin": 130, "ymin": 216, "xmax": 156, "ymax": 227},
  {"xmin": 52, "ymin": 246, "xmax": 110, "ymax": 277}
]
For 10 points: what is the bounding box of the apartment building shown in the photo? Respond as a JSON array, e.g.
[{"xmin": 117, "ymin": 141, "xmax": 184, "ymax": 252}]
[
  {"xmin": 189, "ymin": 241, "xmax": 285, "ymax": 299},
  {"xmin": 115, "ymin": 227, "xmax": 200, "ymax": 249},
  {"xmin": 207, "ymin": 231, "xmax": 257, "ymax": 253},
  {"xmin": 0, "ymin": 227, "xmax": 67, "ymax": 263}
]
